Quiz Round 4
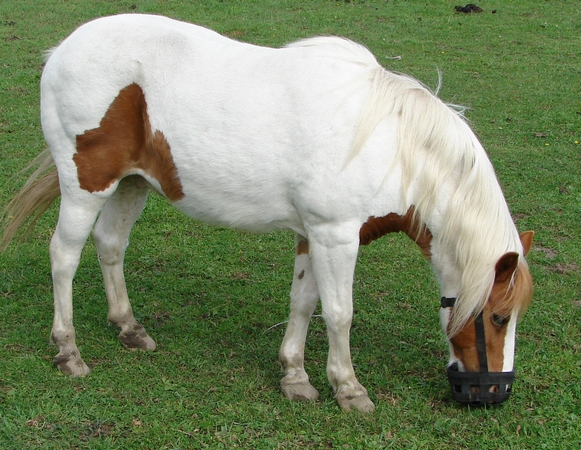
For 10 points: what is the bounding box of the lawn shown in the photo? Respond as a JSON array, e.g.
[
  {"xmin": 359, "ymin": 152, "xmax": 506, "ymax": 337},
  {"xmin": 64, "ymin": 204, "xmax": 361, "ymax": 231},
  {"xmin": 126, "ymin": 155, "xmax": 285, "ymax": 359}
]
[{"xmin": 1, "ymin": 0, "xmax": 580, "ymax": 448}]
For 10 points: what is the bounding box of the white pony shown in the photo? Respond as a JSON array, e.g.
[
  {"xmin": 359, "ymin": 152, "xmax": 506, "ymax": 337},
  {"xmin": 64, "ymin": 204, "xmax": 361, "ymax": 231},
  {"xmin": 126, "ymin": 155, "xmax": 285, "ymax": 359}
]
[{"xmin": 1, "ymin": 14, "xmax": 533, "ymax": 411}]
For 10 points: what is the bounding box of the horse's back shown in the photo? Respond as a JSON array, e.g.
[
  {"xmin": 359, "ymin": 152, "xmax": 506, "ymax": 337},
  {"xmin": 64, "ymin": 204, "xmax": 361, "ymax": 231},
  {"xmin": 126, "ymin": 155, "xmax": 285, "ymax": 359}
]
[{"xmin": 42, "ymin": 14, "xmax": 379, "ymax": 126}]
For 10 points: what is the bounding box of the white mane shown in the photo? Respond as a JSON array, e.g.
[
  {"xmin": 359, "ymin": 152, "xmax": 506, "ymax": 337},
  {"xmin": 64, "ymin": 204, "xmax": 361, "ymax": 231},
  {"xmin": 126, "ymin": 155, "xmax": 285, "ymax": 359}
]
[
  {"xmin": 285, "ymin": 36, "xmax": 379, "ymax": 67},
  {"xmin": 352, "ymin": 67, "xmax": 523, "ymax": 335}
]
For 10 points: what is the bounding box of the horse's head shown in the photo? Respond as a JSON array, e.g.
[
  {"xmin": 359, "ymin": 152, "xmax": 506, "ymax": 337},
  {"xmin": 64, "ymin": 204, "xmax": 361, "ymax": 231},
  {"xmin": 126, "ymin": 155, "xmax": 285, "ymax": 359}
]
[{"xmin": 440, "ymin": 231, "xmax": 534, "ymax": 406}]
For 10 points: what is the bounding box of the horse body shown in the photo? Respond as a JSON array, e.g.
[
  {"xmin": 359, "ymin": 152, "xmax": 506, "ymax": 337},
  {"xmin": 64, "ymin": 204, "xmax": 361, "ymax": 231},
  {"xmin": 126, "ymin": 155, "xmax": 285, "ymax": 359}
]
[
  {"xmin": 2, "ymin": 14, "xmax": 533, "ymax": 411},
  {"xmin": 43, "ymin": 14, "xmax": 399, "ymax": 235}
]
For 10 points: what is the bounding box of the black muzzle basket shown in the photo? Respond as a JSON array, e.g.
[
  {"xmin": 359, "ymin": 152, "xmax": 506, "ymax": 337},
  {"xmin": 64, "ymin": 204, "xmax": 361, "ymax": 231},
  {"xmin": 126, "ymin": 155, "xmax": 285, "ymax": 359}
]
[
  {"xmin": 441, "ymin": 297, "xmax": 515, "ymax": 406},
  {"xmin": 447, "ymin": 367, "xmax": 515, "ymax": 406}
]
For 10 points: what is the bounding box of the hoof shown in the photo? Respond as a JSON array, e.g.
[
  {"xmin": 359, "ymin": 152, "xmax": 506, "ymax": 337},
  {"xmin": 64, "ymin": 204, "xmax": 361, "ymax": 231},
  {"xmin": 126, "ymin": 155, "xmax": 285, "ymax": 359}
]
[
  {"xmin": 336, "ymin": 386, "xmax": 375, "ymax": 413},
  {"xmin": 119, "ymin": 324, "xmax": 156, "ymax": 351},
  {"xmin": 54, "ymin": 353, "xmax": 91, "ymax": 377},
  {"xmin": 281, "ymin": 379, "xmax": 320, "ymax": 402}
]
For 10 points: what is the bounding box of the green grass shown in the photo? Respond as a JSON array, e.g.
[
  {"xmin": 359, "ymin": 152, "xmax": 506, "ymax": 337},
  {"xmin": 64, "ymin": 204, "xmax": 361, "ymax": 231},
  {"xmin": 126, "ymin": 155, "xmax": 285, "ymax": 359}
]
[{"xmin": 1, "ymin": 0, "xmax": 580, "ymax": 448}]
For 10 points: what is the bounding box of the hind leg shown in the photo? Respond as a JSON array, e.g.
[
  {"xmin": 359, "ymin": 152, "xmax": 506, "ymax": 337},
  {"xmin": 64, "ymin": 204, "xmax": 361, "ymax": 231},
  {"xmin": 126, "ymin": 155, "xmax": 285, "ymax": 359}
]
[
  {"xmin": 50, "ymin": 193, "xmax": 107, "ymax": 376},
  {"xmin": 279, "ymin": 235, "xmax": 320, "ymax": 402},
  {"xmin": 92, "ymin": 176, "xmax": 155, "ymax": 351}
]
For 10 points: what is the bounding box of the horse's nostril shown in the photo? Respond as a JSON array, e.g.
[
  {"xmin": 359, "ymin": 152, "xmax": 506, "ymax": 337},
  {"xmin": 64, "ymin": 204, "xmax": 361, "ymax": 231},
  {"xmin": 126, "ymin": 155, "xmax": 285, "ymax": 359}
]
[
  {"xmin": 449, "ymin": 362, "xmax": 459, "ymax": 372},
  {"xmin": 489, "ymin": 385, "xmax": 500, "ymax": 394}
]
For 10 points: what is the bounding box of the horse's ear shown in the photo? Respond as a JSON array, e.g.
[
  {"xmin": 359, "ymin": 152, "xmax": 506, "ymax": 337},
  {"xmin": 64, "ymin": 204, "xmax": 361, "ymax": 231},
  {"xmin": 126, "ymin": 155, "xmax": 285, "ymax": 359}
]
[
  {"xmin": 495, "ymin": 252, "xmax": 519, "ymax": 283},
  {"xmin": 520, "ymin": 231, "xmax": 534, "ymax": 256}
]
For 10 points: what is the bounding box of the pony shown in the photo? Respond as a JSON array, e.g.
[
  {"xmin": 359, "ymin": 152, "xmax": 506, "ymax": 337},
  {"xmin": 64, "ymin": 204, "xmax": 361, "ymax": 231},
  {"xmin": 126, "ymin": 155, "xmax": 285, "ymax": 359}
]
[{"xmin": 0, "ymin": 14, "xmax": 533, "ymax": 412}]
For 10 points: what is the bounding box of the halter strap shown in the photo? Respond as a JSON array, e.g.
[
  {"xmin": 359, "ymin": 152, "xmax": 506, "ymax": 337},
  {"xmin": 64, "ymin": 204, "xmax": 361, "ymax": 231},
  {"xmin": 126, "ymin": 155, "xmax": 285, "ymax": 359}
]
[
  {"xmin": 440, "ymin": 296, "xmax": 489, "ymax": 372},
  {"xmin": 440, "ymin": 297, "xmax": 456, "ymax": 308},
  {"xmin": 474, "ymin": 311, "xmax": 489, "ymax": 372}
]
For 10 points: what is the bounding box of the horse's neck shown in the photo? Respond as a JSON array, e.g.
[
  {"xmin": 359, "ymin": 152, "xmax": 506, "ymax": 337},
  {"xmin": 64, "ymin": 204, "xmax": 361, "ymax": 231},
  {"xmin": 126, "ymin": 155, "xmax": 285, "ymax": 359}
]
[{"xmin": 425, "ymin": 167, "xmax": 521, "ymax": 308}]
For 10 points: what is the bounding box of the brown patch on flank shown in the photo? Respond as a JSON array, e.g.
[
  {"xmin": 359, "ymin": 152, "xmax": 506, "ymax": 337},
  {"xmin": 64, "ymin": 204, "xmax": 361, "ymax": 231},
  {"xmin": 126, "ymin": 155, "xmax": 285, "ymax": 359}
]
[
  {"xmin": 74, "ymin": 83, "xmax": 184, "ymax": 201},
  {"xmin": 359, "ymin": 206, "xmax": 432, "ymax": 258},
  {"xmin": 298, "ymin": 269, "xmax": 305, "ymax": 280},
  {"xmin": 296, "ymin": 239, "xmax": 309, "ymax": 255}
]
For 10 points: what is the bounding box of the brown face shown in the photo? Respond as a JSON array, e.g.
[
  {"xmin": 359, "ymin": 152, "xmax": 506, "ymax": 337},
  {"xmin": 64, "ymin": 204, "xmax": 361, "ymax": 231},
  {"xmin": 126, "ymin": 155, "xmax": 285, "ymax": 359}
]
[
  {"xmin": 449, "ymin": 302, "xmax": 516, "ymax": 373},
  {"xmin": 447, "ymin": 232, "xmax": 534, "ymax": 374}
]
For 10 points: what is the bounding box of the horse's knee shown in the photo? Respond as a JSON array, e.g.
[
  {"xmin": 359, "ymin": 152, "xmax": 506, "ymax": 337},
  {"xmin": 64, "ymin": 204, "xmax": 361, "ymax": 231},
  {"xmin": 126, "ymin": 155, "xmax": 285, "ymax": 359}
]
[
  {"xmin": 322, "ymin": 309, "xmax": 352, "ymax": 333},
  {"xmin": 93, "ymin": 225, "xmax": 125, "ymax": 259}
]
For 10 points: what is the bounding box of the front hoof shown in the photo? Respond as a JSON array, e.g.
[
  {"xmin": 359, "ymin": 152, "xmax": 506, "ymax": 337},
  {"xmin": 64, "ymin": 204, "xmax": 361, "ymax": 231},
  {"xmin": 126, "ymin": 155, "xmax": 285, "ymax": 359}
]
[
  {"xmin": 54, "ymin": 353, "xmax": 91, "ymax": 377},
  {"xmin": 337, "ymin": 387, "xmax": 375, "ymax": 413},
  {"xmin": 119, "ymin": 324, "xmax": 156, "ymax": 351},
  {"xmin": 281, "ymin": 379, "xmax": 320, "ymax": 402}
]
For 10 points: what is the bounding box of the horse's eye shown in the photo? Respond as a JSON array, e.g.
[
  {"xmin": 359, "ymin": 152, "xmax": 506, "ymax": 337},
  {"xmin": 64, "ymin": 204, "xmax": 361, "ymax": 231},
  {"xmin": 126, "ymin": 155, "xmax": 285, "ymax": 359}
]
[{"xmin": 492, "ymin": 314, "xmax": 510, "ymax": 327}]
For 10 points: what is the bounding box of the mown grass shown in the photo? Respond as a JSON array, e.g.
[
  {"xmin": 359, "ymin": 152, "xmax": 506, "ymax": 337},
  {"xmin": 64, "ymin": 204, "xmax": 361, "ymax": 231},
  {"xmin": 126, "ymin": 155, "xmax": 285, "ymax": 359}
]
[{"xmin": 1, "ymin": 0, "xmax": 580, "ymax": 448}]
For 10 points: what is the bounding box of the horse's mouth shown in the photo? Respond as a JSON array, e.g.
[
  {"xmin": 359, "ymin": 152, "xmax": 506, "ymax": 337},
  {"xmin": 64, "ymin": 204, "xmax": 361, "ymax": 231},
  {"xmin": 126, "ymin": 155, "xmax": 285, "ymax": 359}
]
[{"xmin": 446, "ymin": 363, "xmax": 514, "ymax": 406}]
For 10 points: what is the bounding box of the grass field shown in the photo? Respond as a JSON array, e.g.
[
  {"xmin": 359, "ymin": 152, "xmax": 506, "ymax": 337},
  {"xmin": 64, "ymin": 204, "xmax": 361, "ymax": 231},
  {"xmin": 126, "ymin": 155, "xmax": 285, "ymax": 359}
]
[{"xmin": 1, "ymin": 0, "xmax": 580, "ymax": 448}]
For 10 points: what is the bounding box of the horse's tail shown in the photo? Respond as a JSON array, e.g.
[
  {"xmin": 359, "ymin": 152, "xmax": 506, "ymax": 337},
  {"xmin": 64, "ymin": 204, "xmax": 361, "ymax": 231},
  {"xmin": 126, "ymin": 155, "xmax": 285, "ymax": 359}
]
[{"xmin": 0, "ymin": 149, "xmax": 61, "ymax": 251}]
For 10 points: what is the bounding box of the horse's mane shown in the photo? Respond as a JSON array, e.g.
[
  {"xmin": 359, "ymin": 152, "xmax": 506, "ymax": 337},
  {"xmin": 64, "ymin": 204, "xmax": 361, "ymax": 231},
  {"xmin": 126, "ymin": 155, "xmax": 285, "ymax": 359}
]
[
  {"xmin": 285, "ymin": 36, "xmax": 526, "ymax": 334},
  {"xmin": 285, "ymin": 36, "xmax": 379, "ymax": 67},
  {"xmin": 351, "ymin": 67, "xmax": 525, "ymax": 336}
]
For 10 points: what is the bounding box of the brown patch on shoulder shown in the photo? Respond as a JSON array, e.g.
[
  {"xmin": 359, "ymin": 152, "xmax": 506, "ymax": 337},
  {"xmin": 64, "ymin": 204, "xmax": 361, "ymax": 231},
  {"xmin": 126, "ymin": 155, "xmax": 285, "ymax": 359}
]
[
  {"xmin": 296, "ymin": 239, "xmax": 309, "ymax": 255},
  {"xmin": 359, "ymin": 206, "xmax": 432, "ymax": 258},
  {"xmin": 74, "ymin": 83, "xmax": 184, "ymax": 201}
]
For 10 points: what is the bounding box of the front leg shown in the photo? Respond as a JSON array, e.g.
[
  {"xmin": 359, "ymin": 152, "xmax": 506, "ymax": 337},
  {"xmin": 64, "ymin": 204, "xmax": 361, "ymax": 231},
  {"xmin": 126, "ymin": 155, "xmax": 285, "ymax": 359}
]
[
  {"xmin": 308, "ymin": 231, "xmax": 375, "ymax": 413},
  {"xmin": 279, "ymin": 235, "xmax": 320, "ymax": 402}
]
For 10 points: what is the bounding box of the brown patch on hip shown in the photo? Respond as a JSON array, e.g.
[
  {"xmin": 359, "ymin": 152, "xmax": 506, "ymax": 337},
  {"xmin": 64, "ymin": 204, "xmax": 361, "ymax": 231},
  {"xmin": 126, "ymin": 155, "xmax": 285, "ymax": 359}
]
[
  {"xmin": 359, "ymin": 206, "xmax": 432, "ymax": 258},
  {"xmin": 74, "ymin": 83, "xmax": 184, "ymax": 201}
]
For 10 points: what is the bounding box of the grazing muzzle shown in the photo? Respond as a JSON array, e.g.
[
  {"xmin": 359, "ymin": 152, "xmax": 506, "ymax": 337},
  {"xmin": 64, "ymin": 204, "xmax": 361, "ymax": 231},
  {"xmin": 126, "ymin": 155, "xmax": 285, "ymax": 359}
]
[{"xmin": 441, "ymin": 297, "xmax": 515, "ymax": 406}]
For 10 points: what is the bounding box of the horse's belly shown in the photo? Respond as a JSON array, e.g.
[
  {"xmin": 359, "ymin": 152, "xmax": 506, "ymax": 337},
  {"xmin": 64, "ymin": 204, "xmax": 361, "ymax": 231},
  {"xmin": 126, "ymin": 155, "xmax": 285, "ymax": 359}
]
[{"xmin": 170, "ymin": 177, "xmax": 302, "ymax": 234}]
